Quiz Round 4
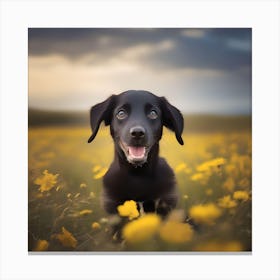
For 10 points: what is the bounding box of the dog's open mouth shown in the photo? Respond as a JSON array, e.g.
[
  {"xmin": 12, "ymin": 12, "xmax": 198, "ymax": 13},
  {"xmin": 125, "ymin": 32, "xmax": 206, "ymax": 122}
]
[
  {"xmin": 119, "ymin": 141, "xmax": 148, "ymax": 165},
  {"xmin": 128, "ymin": 146, "xmax": 146, "ymax": 158}
]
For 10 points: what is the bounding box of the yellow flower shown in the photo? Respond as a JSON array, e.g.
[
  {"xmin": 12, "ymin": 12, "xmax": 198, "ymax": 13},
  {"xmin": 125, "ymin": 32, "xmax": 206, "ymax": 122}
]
[
  {"xmin": 190, "ymin": 172, "xmax": 210, "ymax": 185},
  {"xmin": 233, "ymin": 190, "xmax": 249, "ymax": 201},
  {"xmin": 189, "ymin": 203, "xmax": 222, "ymax": 225},
  {"xmin": 122, "ymin": 214, "xmax": 161, "ymax": 243},
  {"xmin": 93, "ymin": 167, "xmax": 108, "ymax": 179},
  {"xmin": 191, "ymin": 173, "xmax": 205, "ymax": 181},
  {"xmin": 34, "ymin": 170, "xmax": 59, "ymax": 192},
  {"xmin": 217, "ymin": 195, "xmax": 237, "ymax": 208},
  {"xmin": 194, "ymin": 240, "xmax": 243, "ymax": 251},
  {"xmin": 175, "ymin": 163, "xmax": 187, "ymax": 173},
  {"xmin": 79, "ymin": 209, "xmax": 93, "ymax": 216},
  {"xmin": 196, "ymin": 157, "xmax": 226, "ymax": 172},
  {"xmin": 52, "ymin": 227, "xmax": 77, "ymax": 248},
  {"xmin": 80, "ymin": 183, "xmax": 87, "ymax": 188},
  {"xmin": 159, "ymin": 221, "xmax": 193, "ymax": 243},
  {"xmin": 91, "ymin": 222, "xmax": 101, "ymax": 230},
  {"xmin": 92, "ymin": 165, "xmax": 101, "ymax": 172},
  {"xmin": 34, "ymin": 239, "xmax": 49, "ymax": 251},
  {"xmin": 211, "ymin": 157, "xmax": 226, "ymax": 166},
  {"xmin": 117, "ymin": 200, "xmax": 139, "ymax": 220}
]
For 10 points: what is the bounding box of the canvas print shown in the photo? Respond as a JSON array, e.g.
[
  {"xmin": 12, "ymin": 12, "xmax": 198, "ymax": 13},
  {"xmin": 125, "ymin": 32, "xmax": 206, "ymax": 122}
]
[{"xmin": 28, "ymin": 28, "xmax": 252, "ymax": 252}]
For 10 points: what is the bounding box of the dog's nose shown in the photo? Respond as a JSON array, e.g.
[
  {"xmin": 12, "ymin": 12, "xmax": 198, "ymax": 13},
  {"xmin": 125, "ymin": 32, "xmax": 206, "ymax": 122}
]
[{"xmin": 130, "ymin": 126, "xmax": 145, "ymax": 139}]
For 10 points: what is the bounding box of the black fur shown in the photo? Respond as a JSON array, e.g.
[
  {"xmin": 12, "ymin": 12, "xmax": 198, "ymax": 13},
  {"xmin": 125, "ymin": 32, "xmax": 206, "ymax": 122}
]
[{"xmin": 88, "ymin": 90, "xmax": 184, "ymax": 216}]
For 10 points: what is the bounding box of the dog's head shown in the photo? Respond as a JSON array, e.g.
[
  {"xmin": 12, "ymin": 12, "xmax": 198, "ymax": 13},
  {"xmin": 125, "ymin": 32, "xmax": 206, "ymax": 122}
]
[{"xmin": 88, "ymin": 90, "xmax": 184, "ymax": 166}]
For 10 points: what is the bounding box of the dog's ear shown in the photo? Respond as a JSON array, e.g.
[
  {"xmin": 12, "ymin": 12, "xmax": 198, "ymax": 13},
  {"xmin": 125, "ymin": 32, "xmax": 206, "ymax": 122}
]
[
  {"xmin": 88, "ymin": 95, "xmax": 116, "ymax": 143},
  {"xmin": 160, "ymin": 97, "xmax": 184, "ymax": 145}
]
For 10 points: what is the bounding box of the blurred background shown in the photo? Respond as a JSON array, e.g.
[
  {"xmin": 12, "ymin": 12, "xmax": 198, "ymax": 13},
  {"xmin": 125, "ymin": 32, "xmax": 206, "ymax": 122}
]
[{"xmin": 28, "ymin": 28, "xmax": 251, "ymax": 127}]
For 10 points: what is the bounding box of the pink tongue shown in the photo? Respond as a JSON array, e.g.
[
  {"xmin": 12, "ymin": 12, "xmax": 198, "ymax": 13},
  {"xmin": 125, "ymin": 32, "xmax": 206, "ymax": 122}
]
[{"xmin": 128, "ymin": 146, "xmax": 145, "ymax": 158}]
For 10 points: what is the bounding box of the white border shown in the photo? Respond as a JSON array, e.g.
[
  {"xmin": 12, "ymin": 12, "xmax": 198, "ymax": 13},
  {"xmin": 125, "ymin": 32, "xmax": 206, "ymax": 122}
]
[{"xmin": 1, "ymin": 1, "xmax": 279, "ymax": 280}]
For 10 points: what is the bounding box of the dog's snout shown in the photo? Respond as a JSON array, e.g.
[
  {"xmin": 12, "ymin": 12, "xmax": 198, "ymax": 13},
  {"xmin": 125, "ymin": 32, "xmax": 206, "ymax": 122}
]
[{"xmin": 130, "ymin": 126, "xmax": 145, "ymax": 139}]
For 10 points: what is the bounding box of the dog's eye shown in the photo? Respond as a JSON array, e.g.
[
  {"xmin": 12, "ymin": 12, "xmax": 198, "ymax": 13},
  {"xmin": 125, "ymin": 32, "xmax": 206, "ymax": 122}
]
[
  {"xmin": 116, "ymin": 110, "xmax": 127, "ymax": 120},
  {"xmin": 147, "ymin": 110, "xmax": 158, "ymax": 120}
]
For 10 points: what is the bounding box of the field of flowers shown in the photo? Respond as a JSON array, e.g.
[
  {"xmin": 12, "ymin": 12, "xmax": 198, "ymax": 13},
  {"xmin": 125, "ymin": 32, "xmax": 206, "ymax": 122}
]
[{"xmin": 28, "ymin": 123, "xmax": 251, "ymax": 252}]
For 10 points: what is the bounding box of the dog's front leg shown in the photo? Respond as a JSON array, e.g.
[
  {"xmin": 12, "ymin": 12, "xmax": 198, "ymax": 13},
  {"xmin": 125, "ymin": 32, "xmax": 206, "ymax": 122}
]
[{"xmin": 156, "ymin": 191, "xmax": 178, "ymax": 217}]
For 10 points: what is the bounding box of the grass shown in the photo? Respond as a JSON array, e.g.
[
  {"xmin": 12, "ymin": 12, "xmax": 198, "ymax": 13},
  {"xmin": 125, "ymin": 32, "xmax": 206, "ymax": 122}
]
[{"xmin": 28, "ymin": 118, "xmax": 251, "ymax": 252}]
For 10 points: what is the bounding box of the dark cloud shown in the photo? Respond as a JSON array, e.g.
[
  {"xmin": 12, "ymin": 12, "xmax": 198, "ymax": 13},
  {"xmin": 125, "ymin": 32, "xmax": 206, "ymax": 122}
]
[
  {"xmin": 28, "ymin": 28, "xmax": 161, "ymax": 57},
  {"xmin": 207, "ymin": 28, "xmax": 251, "ymax": 41},
  {"xmin": 28, "ymin": 28, "xmax": 251, "ymax": 71},
  {"xmin": 146, "ymin": 37, "xmax": 251, "ymax": 71},
  {"xmin": 28, "ymin": 28, "xmax": 251, "ymax": 114}
]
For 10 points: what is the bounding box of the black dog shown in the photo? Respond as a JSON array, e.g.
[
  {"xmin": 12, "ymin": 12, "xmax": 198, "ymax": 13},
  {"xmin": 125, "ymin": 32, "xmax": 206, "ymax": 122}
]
[{"xmin": 88, "ymin": 90, "xmax": 184, "ymax": 216}]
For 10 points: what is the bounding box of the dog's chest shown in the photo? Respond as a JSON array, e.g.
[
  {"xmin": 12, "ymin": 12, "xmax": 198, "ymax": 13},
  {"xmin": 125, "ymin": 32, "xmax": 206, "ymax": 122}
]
[
  {"xmin": 104, "ymin": 169, "xmax": 173, "ymax": 201},
  {"xmin": 120, "ymin": 175, "xmax": 156, "ymax": 199}
]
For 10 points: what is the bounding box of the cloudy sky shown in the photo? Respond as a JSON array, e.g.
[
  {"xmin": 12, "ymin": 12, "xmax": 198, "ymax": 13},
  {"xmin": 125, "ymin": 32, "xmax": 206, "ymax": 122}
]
[{"xmin": 28, "ymin": 28, "xmax": 251, "ymax": 114}]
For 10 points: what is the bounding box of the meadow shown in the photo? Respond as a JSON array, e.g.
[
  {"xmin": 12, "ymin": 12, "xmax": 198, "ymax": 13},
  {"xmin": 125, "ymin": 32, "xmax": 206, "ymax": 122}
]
[{"xmin": 28, "ymin": 115, "xmax": 251, "ymax": 252}]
